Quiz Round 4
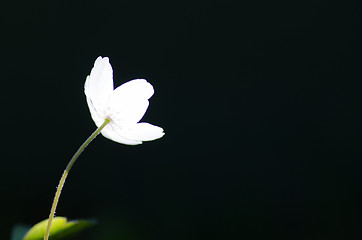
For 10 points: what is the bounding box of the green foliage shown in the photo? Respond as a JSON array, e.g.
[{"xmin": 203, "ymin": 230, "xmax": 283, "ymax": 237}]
[
  {"xmin": 11, "ymin": 217, "xmax": 96, "ymax": 240},
  {"xmin": 11, "ymin": 224, "xmax": 31, "ymax": 240}
]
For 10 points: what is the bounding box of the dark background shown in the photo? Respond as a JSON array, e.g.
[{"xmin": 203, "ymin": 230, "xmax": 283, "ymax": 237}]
[{"xmin": 2, "ymin": 0, "xmax": 362, "ymax": 239}]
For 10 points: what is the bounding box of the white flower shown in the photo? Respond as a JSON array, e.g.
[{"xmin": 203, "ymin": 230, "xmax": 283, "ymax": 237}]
[{"xmin": 84, "ymin": 56, "xmax": 165, "ymax": 145}]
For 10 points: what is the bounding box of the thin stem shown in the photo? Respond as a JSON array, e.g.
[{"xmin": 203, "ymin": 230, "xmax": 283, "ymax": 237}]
[{"xmin": 43, "ymin": 118, "xmax": 111, "ymax": 240}]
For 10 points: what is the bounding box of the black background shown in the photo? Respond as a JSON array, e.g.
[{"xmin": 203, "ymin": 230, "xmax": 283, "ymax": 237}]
[{"xmin": 2, "ymin": 1, "xmax": 362, "ymax": 239}]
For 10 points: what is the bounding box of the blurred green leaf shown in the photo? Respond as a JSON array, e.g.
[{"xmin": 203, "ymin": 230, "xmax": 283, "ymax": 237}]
[
  {"xmin": 22, "ymin": 216, "xmax": 96, "ymax": 240},
  {"xmin": 11, "ymin": 224, "xmax": 31, "ymax": 240}
]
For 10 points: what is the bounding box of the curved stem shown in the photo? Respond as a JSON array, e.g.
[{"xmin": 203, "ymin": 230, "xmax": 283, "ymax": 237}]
[{"xmin": 43, "ymin": 118, "xmax": 110, "ymax": 240}]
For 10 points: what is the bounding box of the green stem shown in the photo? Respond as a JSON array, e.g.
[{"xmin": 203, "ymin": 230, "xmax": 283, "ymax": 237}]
[{"xmin": 43, "ymin": 118, "xmax": 110, "ymax": 240}]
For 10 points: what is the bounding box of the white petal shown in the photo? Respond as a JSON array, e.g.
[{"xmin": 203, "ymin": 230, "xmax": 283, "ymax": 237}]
[
  {"xmin": 114, "ymin": 79, "xmax": 154, "ymax": 100},
  {"xmin": 84, "ymin": 56, "xmax": 114, "ymax": 112},
  {"xmin": 106, "ymin": 79, "xmax": 154, "ymax": 124},
  {"xmin": 121, "ymin": 122, "xmax": 165, "ymax": 141},
  {"xmin": 101, "ymin": 124, "xmax": 142, "ymax": 145},
  {"xmin": 85, "ymin": 89, "xmax": 104, "ymax": 127}
]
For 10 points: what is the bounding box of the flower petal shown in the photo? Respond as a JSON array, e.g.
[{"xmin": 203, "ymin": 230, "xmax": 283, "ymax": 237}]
[
  {"xmin": 84, "ymin": 56, "xmax": 114, "ymax": 112},
  {"xmin": 121, "ymin": 122, "xmax": 165, "ymax": 141},
  {"xmin": 85, "ymin": 83, "xmax": 104, "ymax": 127},
  {"xmin": 106, "ymin": 79, "xmax": 154, "ymax": 124},
  {"xmin": 114, "ymin": 79, "xmax": 154, "ymax": 100},
  {"xmin": 101, "ymin": 124, "xmax": 143, "ymax": 145}
]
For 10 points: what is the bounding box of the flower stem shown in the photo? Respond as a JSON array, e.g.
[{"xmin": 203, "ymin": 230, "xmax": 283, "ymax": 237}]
[{"xmin": 43, "ymin": 118, "xmax": 110, "ymax": 240}]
